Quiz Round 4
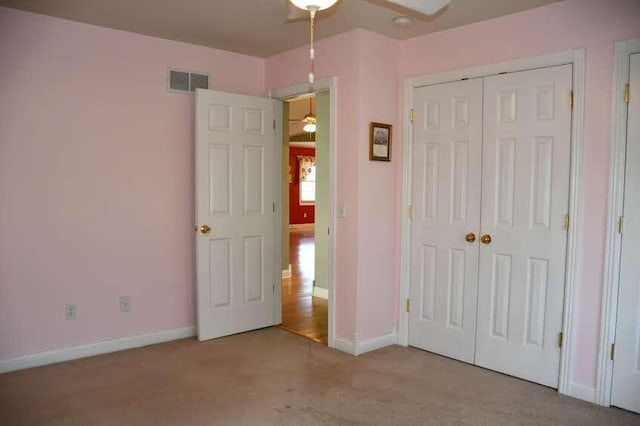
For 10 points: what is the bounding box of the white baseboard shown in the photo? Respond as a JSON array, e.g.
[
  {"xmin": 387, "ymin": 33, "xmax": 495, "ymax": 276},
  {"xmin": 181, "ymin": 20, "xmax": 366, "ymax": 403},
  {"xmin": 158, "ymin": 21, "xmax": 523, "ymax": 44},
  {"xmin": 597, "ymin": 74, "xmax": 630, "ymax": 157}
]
[
  {"xmin": 354, "ymin": 330, "xmax": 398, "ymax": 356},
  {"xmin": 0, "ymin": 326, "xmax": 196, "ymax": 374},
  {"xmin": 333, "ymin": 336, "xmax": 356, "ymax": 355},
  {"xmin": 332, "ymin": 329, "xmax": 398, "ymax": 357},
  {"xmin": 312, "ymin": 286, "xmax": 328, "ymax": 299},
  {"xmin": 282, "ymin": 264, "xmax": 292, "ymax": 279},
  {"xmin": 568, "ymin": 381, "xmax": 596, "ymax": 403}
]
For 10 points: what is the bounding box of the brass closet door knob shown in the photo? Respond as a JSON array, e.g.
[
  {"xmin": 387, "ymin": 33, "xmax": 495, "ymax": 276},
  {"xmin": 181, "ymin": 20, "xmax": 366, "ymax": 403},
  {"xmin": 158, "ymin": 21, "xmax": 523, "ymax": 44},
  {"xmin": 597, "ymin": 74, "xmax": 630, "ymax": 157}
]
[
  {"xmin": 481, "ymin": 234, "xmax": 492, "ymax": 244},
  {"xmin": 199, "ymin": 224, "xmax": 212, "ymax": 234},
  {"xmin": 465, "ymin": 233, "xmax": 476, "ymax": 243}
]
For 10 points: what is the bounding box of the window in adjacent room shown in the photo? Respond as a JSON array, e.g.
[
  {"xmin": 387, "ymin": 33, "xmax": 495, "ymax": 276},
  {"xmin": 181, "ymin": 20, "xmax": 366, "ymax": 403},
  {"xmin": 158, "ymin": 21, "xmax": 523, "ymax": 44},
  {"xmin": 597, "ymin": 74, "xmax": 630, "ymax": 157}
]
[{"xmin": 299, "ymin": 156, "xmax": 316, "ymax": 204}]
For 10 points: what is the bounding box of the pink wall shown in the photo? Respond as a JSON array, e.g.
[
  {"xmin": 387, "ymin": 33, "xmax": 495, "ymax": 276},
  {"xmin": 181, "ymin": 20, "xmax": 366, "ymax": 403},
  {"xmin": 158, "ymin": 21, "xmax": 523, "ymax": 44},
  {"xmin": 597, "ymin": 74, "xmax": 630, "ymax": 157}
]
[
  {"xmin": 289, "ymin": 147, "xmax": 316, "ymax": 225},
  {"xmin": 354, "ymin": 31, "xmax": 400, "ymax": 339},
  {"xmin": 0, "ymin": 7, "xmax": 264, "ymax": 359},
  {"xmin": 398, "ymin": 0, "xmax": 640, "ymax": 388}
]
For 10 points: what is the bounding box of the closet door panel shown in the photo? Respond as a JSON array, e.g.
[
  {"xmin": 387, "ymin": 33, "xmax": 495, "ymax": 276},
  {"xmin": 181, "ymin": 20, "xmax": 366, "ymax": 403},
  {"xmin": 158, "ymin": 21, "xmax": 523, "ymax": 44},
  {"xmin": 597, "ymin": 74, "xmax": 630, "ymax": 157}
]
[
  {"xmin": 475, "ymin": 65, "xmax": 572, "ymax": 388},
  {"xmin": 408, "ymin": 79, "xmax": 483, "ymax": 363}
]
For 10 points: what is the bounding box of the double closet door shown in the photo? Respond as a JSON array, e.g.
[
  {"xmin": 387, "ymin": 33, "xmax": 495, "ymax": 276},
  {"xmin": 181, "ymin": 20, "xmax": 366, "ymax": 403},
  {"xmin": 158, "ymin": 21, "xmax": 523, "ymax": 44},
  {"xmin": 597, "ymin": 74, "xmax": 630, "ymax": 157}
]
[{"xmin": 408, "ymin": 65, "xmax": 572, "ymax": 388}]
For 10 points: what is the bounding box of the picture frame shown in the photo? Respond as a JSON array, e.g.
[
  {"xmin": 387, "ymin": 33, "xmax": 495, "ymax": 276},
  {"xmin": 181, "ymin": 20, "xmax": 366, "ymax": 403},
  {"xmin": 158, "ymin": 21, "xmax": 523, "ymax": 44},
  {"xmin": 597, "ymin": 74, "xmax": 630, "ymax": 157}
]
[{"xmin": 369, "ymin": 122, "xmax": 392, "ymax": 161}]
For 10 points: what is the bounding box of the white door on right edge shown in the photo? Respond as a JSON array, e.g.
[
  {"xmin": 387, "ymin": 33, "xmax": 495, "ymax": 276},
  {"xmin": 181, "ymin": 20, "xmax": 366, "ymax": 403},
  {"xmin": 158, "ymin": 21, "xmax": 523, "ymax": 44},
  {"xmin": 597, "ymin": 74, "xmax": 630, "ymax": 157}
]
[
  {"xmin": 611, "ymin": 52, "xmax": 640, "ymax": 414},
  {"xmin": 475, "ymin": 65, "xmax": 573, "ymax": 388}
]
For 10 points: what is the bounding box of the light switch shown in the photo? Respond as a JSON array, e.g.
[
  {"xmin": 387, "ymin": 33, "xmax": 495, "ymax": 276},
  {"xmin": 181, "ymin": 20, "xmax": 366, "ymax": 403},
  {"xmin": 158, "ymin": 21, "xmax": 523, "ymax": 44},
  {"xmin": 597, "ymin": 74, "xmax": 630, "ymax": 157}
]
[{"xmin": 337, "ymin": 203, "xmax": 346, "ymax": 218}]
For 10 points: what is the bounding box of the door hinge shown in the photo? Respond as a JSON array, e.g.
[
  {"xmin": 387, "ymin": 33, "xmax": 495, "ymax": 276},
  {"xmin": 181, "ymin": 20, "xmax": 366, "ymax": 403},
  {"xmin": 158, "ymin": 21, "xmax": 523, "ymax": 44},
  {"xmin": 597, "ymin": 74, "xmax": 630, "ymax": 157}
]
[
  {"xmin": 618, "ymin": 216, "xmax": 625, "ymax": 234},
  {"xmin": 273, "ymin": 203, "xmax": 275, "ymax": 213},
  {"xmin": 625, "ymin": 84, "xmax": 630, "ymax": 104},
  {"xmin": 610, "ymin": 343, "xmax": 616, "ymax": 361},
  {"xmin": 568, "ymin": 91, "xmax": 574, "ymax": 108},
  {"xmin": 327, "ymin": 227, "xmax": 330, "ymax": 235},
  {"xmin": 558, "ymin": 332, "xmax": 563, "ymax": 348},
  {"xmin": 408, "ymin": 205, "xmax": 413, "ymax": 219},
  {"xmin": 564, "ymin": 214, "xmax": 570, "ymax": 231},
  {"xmin": 406, "ymin": 298, "xmax": 411, "ymax": 312},
  {"xmin": 410, "ymin": 108, "xmax": 415, "ymax": 124},
  {"xmin": 273, "ymin": 119, "xmax": 276, "ymax": 130}
]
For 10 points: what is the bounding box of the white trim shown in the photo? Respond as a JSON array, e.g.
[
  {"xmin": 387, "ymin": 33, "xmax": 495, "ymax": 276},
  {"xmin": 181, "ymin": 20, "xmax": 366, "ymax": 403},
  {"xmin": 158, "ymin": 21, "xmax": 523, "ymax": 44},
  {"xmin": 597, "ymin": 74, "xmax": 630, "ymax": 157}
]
[
  {"xmin": 270, "ymin": 77, "xmax": 338, "ymax": 350},
  {"xmin": 282, "ymin": 264, "xmax": 292, "ymax": 279},
  {"xmin": 569, "ymin": 382, "xmax": 597, "ymax": 403},
  {"xmin": 312, "ymin": 286, "xmax": 329, "ymax": 299},
  {"xmin": 333, "ymin": 336, "xmax": 356, "ymax": 355},
  {"xmin": 399, "ymin": 49, "xmax": 586, "ymax": 399},
  {"xmin": 597, "ymin": 38, "xmax": 640, "ymax": 407},
  {"xmin": 0, "ymin": 326, "xmax": 196, "ymax": 374},
  {"xmin": 273, "ymin": 99, "xmax": 284, "ymax": 326},
  {"xmin": 405, "ymin": 50, "xmax": 577, "ymax": 89},
  {"xmin": 558, "ymin": 48, "xmax": 586, "ymax": 397},
  {"xmin": 332, "ymin": 330, "xmax": 398, "ymax": 356},
  {"xmin": 354, "ymin": 330, "xmax": 398, "ymax": 356}
]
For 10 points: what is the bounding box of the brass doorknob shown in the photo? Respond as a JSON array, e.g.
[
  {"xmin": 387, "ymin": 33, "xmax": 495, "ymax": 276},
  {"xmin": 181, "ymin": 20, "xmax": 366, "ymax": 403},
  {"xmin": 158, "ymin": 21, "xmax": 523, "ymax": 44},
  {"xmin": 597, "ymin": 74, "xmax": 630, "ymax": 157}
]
[
  {"xmin": 199, "ymin": 224, "xmax": 212, "ymax": 234},
  {"xmin": 480, "ymin": 234, "xmax": 492, "ymax": 244},
  {"xmin": 465, "ymin": 232, "xmax": 476, "ymax": 243}
]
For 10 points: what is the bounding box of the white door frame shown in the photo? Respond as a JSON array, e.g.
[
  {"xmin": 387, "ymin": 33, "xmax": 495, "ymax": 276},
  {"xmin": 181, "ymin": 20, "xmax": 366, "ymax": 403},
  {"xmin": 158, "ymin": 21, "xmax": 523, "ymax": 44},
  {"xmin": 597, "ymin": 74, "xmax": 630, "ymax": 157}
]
[
  {"xmin": 269, "ymin": 77, "xmax": 338, "ymax": 349},
  {"xmin": 597, "ymin": 38, "xmax": 640, "ymax": 407},
  {"xmin": 399, "ymin": 49, "xmax": 586, "ymax": 399}
]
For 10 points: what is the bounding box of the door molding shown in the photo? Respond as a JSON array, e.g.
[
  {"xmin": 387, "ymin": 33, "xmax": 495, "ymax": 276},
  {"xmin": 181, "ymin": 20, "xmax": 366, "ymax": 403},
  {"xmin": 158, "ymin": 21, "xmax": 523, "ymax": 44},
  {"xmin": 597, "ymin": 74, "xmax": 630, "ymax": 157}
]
[
  {"xmin": 269, "ymin": 77, "xmax": 338, "ymax": 349},
  {"xmin": 597, "ymin": 38, "xmax": 640, "ymax": 407},
  {"xmin": 399, "ymin": 49, "xmax": 586, "ymax": 399}
]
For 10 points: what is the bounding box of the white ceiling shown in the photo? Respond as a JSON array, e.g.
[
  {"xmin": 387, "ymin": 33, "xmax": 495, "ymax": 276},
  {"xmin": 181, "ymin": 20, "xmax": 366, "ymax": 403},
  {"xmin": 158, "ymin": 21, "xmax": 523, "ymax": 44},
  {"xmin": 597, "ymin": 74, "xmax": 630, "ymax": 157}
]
[{"xmin": 0, "ymin": 0, "xmax": 560, "ymax": 58}]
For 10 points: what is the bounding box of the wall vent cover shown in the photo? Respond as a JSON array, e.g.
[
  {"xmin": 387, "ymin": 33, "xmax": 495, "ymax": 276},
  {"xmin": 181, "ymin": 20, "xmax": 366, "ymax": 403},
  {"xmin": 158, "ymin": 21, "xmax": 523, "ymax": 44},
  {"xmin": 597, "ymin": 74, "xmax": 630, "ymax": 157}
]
[{"xmin": 168, "ymin": 68, "xmax": 210, "ymax": 93}]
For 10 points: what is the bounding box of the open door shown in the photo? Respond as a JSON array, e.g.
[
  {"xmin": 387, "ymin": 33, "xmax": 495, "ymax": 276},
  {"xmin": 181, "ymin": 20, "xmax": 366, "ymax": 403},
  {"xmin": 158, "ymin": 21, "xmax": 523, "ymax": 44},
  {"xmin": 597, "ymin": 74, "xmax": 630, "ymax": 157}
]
[{"xmin": 195, "ymin": 89, "xmax": 281, "ymax": 341}]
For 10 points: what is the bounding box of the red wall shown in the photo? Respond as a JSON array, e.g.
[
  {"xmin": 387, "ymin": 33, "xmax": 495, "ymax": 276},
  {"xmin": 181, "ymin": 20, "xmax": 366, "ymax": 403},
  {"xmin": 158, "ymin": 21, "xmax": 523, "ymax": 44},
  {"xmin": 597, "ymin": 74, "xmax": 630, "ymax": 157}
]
[{"xmin": 289, "ymin": 147, "xmax": 315, "ymax": 224}]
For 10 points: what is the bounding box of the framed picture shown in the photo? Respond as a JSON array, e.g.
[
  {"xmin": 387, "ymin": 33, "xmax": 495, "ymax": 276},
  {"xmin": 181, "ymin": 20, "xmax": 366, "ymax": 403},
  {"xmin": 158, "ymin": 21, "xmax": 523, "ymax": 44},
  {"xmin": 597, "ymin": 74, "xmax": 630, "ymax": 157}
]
[{"xmin": 369, "ymin": 122, "xmax": 392, "ymax": 161}]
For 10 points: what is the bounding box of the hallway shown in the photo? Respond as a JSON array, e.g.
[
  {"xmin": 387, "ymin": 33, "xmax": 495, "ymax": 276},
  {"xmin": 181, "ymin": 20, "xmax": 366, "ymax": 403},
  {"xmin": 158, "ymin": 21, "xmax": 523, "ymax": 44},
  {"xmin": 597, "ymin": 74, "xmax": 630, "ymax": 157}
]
[{"xmin": 280, "ymin": 227, "xmax": 328, "ymax": 344}]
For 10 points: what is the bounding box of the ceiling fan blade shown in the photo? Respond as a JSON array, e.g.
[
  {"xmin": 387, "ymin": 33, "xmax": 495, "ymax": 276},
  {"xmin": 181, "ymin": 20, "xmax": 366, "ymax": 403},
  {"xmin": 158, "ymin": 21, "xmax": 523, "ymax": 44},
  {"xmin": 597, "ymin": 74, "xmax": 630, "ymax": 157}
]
[{"xmin": 384, "ymin": 0, "xmax": 450, "ymax": 15}]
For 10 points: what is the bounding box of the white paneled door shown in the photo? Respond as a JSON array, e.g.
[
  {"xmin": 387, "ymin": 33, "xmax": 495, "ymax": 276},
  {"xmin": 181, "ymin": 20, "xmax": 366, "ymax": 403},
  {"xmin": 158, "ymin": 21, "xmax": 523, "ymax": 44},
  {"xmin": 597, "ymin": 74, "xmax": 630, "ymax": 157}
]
[
  {"xmin": 611, "ymin": 53, "xmax": 640, "ymax": 414},
  {"xmin": 409, "ymin": 64, "xmax": 573, "ymax": 388},
  {"xmin": 195, "ymin": 89, "xmax": 279, "ymax": 341},
  {"xmin": 409, "ymin": 79, "xmax": 483, "ymax": 363},
  {"xmin": 475, "ymin": 65, "xmax": 572, "ymax": 388}
]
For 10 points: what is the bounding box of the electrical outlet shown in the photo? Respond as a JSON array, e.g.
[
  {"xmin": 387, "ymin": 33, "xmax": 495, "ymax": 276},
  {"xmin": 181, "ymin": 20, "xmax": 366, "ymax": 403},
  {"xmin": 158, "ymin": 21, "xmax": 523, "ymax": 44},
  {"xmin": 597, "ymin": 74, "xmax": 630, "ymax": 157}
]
[
  {"xmin": 119, "ymin": 295, "xmax": 131, "ymax": 313},
  {"xmin": 65, "ymin": 303, "xmax": 77, "ymax": 320}
]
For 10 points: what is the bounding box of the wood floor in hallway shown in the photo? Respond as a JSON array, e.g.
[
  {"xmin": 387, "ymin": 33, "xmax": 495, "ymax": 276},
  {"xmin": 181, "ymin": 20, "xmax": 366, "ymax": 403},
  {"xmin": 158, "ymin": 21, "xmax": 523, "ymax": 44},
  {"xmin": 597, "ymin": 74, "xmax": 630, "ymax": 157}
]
[{"xmin": 280, "ymin": 226, "xmax": 328, "ymax": 344}]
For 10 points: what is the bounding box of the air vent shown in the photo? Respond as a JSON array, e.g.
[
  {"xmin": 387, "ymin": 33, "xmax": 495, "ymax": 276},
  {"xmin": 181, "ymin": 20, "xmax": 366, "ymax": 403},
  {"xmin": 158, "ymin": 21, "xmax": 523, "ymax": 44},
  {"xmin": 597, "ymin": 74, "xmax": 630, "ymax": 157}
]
[{"xmin": 168, "ymin": 68, "xmax": 210, "ymax": 93}]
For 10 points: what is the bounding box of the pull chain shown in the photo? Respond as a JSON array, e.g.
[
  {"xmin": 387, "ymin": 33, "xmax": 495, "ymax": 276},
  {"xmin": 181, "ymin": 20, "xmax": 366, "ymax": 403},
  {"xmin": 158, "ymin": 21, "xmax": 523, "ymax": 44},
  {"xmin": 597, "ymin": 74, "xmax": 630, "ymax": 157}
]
[{"xmin": 309, "ymin": 10, "xmax": 316, "ymax": 84}]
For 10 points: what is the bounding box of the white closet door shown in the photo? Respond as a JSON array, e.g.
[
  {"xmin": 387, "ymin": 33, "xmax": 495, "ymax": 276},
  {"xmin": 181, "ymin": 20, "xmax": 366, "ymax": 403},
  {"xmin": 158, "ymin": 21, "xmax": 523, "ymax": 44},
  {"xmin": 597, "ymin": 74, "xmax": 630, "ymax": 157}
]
[
  {"xmin": 475, "ymin": 65, "xmax": 572, "ymax": 387},
  {"xmin": 611, "ymin": 53, "xmax": 640, "ymax": 414},
  {"xmin": 408, "ymin": 79, "xmax": 483, "ymax": 363}
]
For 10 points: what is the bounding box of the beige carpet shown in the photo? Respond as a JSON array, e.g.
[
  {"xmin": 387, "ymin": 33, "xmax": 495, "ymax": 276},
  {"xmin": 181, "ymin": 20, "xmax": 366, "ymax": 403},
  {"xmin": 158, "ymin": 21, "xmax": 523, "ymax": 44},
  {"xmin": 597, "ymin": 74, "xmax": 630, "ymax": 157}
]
[{"xmin": 0, "ymin": 328, "xmax": 637, "ymax": 425}]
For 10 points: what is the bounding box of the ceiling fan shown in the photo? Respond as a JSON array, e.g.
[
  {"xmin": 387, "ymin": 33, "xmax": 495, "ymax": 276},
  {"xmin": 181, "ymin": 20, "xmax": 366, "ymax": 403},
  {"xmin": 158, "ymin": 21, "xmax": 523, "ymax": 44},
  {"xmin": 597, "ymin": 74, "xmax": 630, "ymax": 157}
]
[
  {"xmin": 288, "ymin": 0, "xmax": 451, "ymax": 83},
  {"xmin": 289, "ymin": 98, "xmax": 317, "ymax": 134}
]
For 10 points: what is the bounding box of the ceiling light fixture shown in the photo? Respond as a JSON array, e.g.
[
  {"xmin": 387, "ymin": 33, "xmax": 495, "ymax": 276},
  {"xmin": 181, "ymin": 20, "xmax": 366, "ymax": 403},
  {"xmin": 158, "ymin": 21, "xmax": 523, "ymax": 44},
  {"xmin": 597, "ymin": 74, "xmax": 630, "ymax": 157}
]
[
  {"xmin": 302, "ymin": 97, "xmax": 316, "ymax": 133},
  {"xmin": 290, "ymin": 0, "xmax": 339, "ymax": 84}
]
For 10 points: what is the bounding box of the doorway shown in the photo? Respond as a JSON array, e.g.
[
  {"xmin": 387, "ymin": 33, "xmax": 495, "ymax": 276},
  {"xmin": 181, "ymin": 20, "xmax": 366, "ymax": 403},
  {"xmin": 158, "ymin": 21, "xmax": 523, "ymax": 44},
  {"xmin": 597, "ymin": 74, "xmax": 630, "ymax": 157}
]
[{"xmin": 279, "ymin": 94, "xmax": 329, "ymax": 344}]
